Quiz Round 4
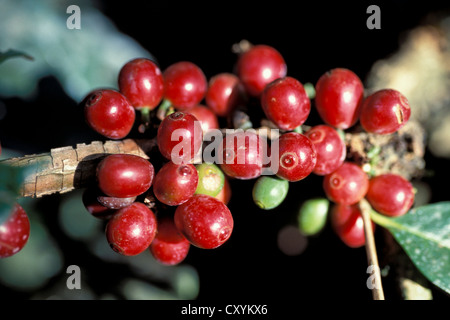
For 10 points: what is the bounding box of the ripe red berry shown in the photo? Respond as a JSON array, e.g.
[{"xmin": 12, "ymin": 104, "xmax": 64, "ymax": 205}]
[
  {"xmin": 118, "ymin": 58, "xmax": 164, "ymax": 110},
  {"xmin": 261, "ymin": 77, "xmax": 311, "ymax": 131},
  {"xmin": 275, "ymin": 132, "xmax": 317, "ymax": 182},
  {"xmin": 314, "ymin": 68, "xmax": 364, "ymax": 130},
  {"xmin": 323, "ymin": 162, "xmax": 369, "ymax": 205},
  {"xmin": 83, "ymin": 89, "xmax": 136, "ymax": 139},
  {"xmin": 157, "ymin": 111, "xmax": 203, "ymax": 164},
  {"xmin": 174, "ymin": 194, "xmax": 233, "ymax": 249},
  {"xmin": 366, "ymin": 173, "xmax": 414, "ymax": 217},
  {"xmin": 150, "ymin": 216, "xmax": 190, "ymax": 266},
  {"xmin": 153, "ymin": 162, "xmax": 199, "ymax": 206},
  {"xmin": 236, "ymin": 45, "xmax": 287, "ymax": 97},
  {"xmin": 96, "ymin": 154, "xmax": 154, "ymax": 198},
  {"xmin": 163, "ymin": 61, "xmax": 207, "ymax": 111},
  {"xmin": 188, "ymin": 104, "xmax": 219, "ymax": 134},
  {"xmin": 331, "ymin": 204, "xmax": 366, "ymax": 248},
  {"xmin": 360, "ymin": 89, "xmax": 411, "ymax": 135},
  {"xmin": 205, "ymin": 73, "xmax": 245, "ymax": 117},
  {"xmin": 219, "ymin": 130, "xmax": 264, "ymax": 180},
  {"xmin": 0, "ymin": 203, "xmax": 30, "ymax": 258},
  {"xmin": 305, "ymin": 125, "xmax": 346, "ymax": 175},
  {"xmin": 106, "ymin": 202, "xmax": 157, "ymax": 256}
]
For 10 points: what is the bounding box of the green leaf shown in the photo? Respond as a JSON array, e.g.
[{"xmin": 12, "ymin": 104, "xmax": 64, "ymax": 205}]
[
  {"xmin": 0, "ymin": 49, "xmax": 33, "ymax": 64},
  {"xmin": 370, "ymin": 202, "xmax": 450, "ymax": 294},
  {"xmin": 0, "ymin": 0, "xmax": 154, "ymax": 101},
  {"xmin": 0, "ymin": 162, "xmax": 31, "ymax": 224}
]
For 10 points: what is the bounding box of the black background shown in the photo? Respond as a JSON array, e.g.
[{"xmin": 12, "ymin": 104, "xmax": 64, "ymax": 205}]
[{"xmin": 1, "ymin": 0, "xmax": 449, "ymax": 302}]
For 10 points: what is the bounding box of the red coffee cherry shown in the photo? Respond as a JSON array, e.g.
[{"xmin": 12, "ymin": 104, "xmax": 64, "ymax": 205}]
[
  {"xmin": 153, "ymin": 162, "xmax": 199, "ymax": 206},
  {"xmin": 219, "ymin": 130, "xmax": 264, "ymax": 180},
  {"xmin": 188, "ymin": 104, "xmax": 219, "ymax": 134},
  {"xmin": 174, "ymin": 194, "xmax": 233, "ymax": 249},
  {"xmin": 314, "ymin": 68, "xmax": 364, "ymax": 130},
  {"xmin": 106, "ymin": 202, "xmax": 157, "ymax": 256},
  {"xmin": 323, "ymin": 162, "xmax": 369, "ymax": 205},
  {"xmin": 205, "ymin": 73, "xmax": 245, "ymax": 117},
  {"xmin": 83, "ymin": 89, "xmax": 136, "ymax": 139},
  {"xmin": 163, "ymin": 61, "xmax": 207, "ymax": 111},
  {"xmin": 236, "ymin": 44, "xmax": 287, "ymax": 97},
  {"xmin": 118, "ymin": 58, "xmax": 164, "ymax": 110},
  {"xmin": 0, "ymin": 203, "xmax": 30, "ymax": 258},
  {"xmin": 331, "ymin": 204, "xmax": 367, "ymax": 248},
  {"xmin": 305, "ymin": 125, "xmax": 346, "ymax": 176},
  {"xmin": 366, "ymin": 173, "xmax": 415, "ymax": 217},
  {"xmin": 150, "ymin": 216, "xmax": 190, "ymax": 266},
  {"xmin": 360, "ymin": 89, "xmax": 411, "ymax": 135},
  {"xmin": 96, "ymin": 154, "xmax": 155, "ymax": 198},
  {"xmin": 157, "ymin": 111, "xmax": 203, "ymax": 164},
  {"xmin": 261, "ymin": 77, "xmax": 311, "ymax": 131},
  {"xmin": 275, "ymin": 132, "xmax": 317, "ymax": 182}
]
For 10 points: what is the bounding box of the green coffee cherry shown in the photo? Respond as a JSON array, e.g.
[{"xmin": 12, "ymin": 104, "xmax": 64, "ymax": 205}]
[
  {"xmin": 298, "ymin": 198, "xmax": 329, "ymax": 236},
  {"xmin": 252, "ymin": 176, "xmax": 289, "ymax": 210},
  {"xmin": 194, "ymin": 163, "xmax": 225, "ymax": 197}
]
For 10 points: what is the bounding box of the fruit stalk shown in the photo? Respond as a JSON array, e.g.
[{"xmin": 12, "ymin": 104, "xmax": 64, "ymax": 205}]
[
  {"xmin": 0, "ymin": 138, "xmax": 156, "ymax": 198},
  {"xmin": 359, "ymin": 199, "xmax": 385, "ymax": 300}
]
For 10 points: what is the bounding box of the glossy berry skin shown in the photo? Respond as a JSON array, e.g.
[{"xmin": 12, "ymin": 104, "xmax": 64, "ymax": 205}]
[
  {"xmin": 331, "ymin": 204, "xmax": 366, "ymax": 248},
  {"xmin": 219, "ymin": 130, "xmax": 264, "ymax": 180},
  {"xmin": 297, "ymin": 198, "xmax": 330, "ymax": 236},
  {"xmin": 174, "ymin": 194, "xmax": 233, "ymax": 249},
  {"xmin": 163, "ymin": 61, "xmax": 207, "ymax": 111},
  {"xmin": 149, "ymin": 216, "xmax": 190, "ymax": 266},
  {"xmin": 323, "ymin": 162, "xmax": 369, "ymax": 205},
  {"xmin": 97, "ymin": 154, "xmax": 154, "ymax": 198},
  {"xmin": 360, "ymin": 89, "xmax": 411, "ymax": 135},
  {"xmin": 118, "ymin": 58, "xmax": 164, "ymax": 110},
  {"xmin": 305, "ymin": 125, "xmax": 346, "ymax": 175},
  {"xmin": 195, "ymin": 163, "xmax": 225, "ymax": 197},
  {"xmin": 252, "ymin": 176, "xmax": 289, "ymax": 210},
  {"xmin": 275, "ymin": 132, "xmax": 317, "ymax": 182},
  {"xmin": 157, "ymin": 111, "xmax": 203, "ymax": 164},
  {"xmin": 205, "ymin": 73, "xmax": 245, "ymax": 117},
  {"xmin": 188, "ymin": 104, "xmax": 219, "ymax": 134},
  {"xmin": 261, "ymin": 77, "xmax": 310, "ymax": 131},
  {"xmin": 83, "ymin": 89, "xmax": 136, "ymax": 139},
  {"xmin": 106, "ymin": 202, "xmax": 157, "ymax": 256},
  {"xmin": 236, "ymin": 45, "xmax": 287, "ymax": 97},
  {"xmin": 366, "ymin": 174, "xmax": 414, "ymax": 217},
  {"xmin": 153, "ymin": 162, "xmax": 198, "ymax": 206},
  {"xmin": 0, "ymin": 204, "xmax": 30, "ymax": 258},
  {"xmin": 314, "ymin": 68, "xmax": 364, "ymax": 129}
]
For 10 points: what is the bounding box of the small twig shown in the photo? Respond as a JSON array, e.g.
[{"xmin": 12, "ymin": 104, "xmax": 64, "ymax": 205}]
[{"xmin": 359, "ymin": 199, "xmax": 385, "ymax": 300}]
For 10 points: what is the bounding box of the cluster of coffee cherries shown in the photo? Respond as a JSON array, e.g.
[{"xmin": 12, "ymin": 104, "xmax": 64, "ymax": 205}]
[
  {"xmin": 308, "ymin": 69, "xmax": 414, "ymax": 248},
  {"xmin": 80, "ymin": 58, "xmax": 237, "ymax": 266},
  {"xmin": 0, "ymin": 43, "xmax": 415, "ymax": 262},
  {"xmin": 252, "ymin": 63, "xmax": 415, "ymax": 248}
]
